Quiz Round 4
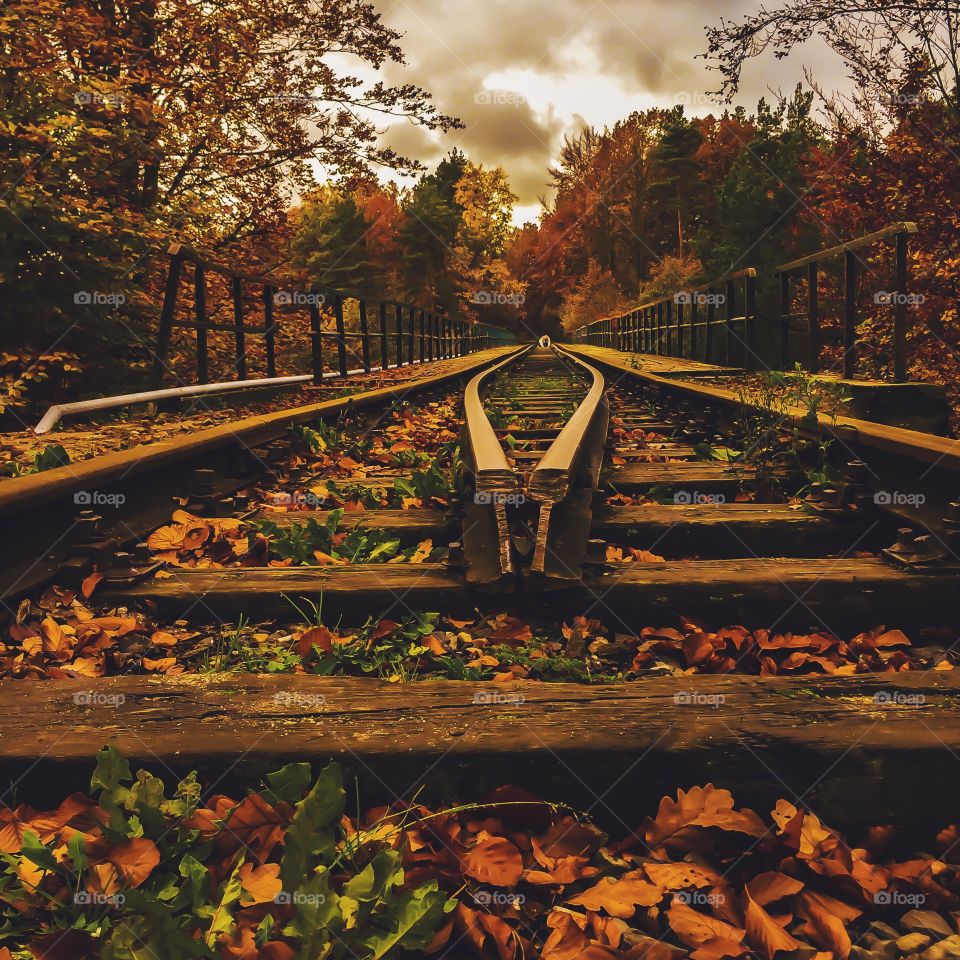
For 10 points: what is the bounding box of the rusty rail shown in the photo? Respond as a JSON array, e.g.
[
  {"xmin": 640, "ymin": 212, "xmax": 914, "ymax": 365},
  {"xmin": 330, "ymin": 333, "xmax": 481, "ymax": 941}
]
[
  {"xmin": 528, "ymin": 346, "xmax": 609, "ymax": 579},
  {"xmin": 460, "ymin": 346, "xmax": 533, "ymax": 585}
]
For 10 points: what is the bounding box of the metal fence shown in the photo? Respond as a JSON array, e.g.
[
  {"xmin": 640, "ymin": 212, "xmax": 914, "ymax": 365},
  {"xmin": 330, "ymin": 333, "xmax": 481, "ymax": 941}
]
[
  {"xmin": 151, "ymin": 243, "xmax": 493, "ymax": 388},
  {"xmin": 571, "ymin": 223, "xmax": 919, "ymax": 380}
]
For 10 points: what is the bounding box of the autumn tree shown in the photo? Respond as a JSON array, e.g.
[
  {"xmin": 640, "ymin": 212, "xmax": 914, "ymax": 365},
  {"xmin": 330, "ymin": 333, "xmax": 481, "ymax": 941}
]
[
  {"xmin": 696, "ymin": 88, "xmax": 822, "ymax": 278},
  {"xmin": 705, "ymin": 0, "xmax": 960, "ymax": 140},
  {"xmin": 1, "ymin": 0, "xmax": 461, "ymax": 368}
]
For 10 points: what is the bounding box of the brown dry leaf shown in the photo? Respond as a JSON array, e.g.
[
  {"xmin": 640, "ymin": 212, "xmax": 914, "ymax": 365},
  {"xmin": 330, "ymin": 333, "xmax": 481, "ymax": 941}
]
[
  {"xmin": 746, "ymin": 871, "xmax": 804, "ymax": 906},
  {"xmin": 61, "ymin": 656, "xmax": 104, "ymax": 678},
  {"xmin": 542, "ymin": 911, "xmax": 590, "ymax": 960},
  {"xmin": 691, "ymin": 938, "xmax": 751, "ymax": 960},
  {"xmin": 667, "ymin": 899, "xmax": 745, "ymax": 947},
  {"xmin": 643, "ymin": 862, "xmax": 722, "ymax": 890},
  {"xmin": 455, "ymin": 903, "xmax": 517, "ymax": 960},
  {"xmin": 143, "ymin": 657, "xmax": 177, "ymax": 672},
  {"xmin": 770, "ymin": 802, "xmax": 832, "ymax": 857},
  {"xmin": 80, "ymin": 573, "xmax": 103, "ymax": 599},
  {"xmin": 409, "ymin": 539, "xmax": 433, "ymax": 564},
  {"xmin": 461, "ymin": 835, "xmax": 524, "ymax": 887},
  {"xmin": 629, "ymin": 548, "xmax": 665, "ymax": 563},
  {"xmin": 239, "ymin": 862, "xmax": 282, "ymax": 906},
  {"xmin": 40, "ymin": 617, "xmax": 74, "ymax": 658},
  {"xmin": 0, "ymin": 805, "xmax": 34, "ymax": 853},
  {"xmin": 488, "ymin": 618, "xmax": 533, "ymax": 645},
  {"xmin": 150, "ymin": 630, "xmax": 179, "ymax": 648},
  {"xmin": 645, "ymin": 785, "xmax": 766, "ymax": 850},
  {"xmin": 743, "ymin": 889, "xmax": 801, "ymax": 960},
  {"xmin": 423, "ymin": 634, "xmax": 447, "ymax": 655},
  {"xmin": 105, "ymin": 837, "xmax": 161, "ymax": 889},
  {"xmin": 297, "ymin": 625, "xmax": 334, "ymax": 657},
  {"xmin": 794, "ymin": 890, "xmax": 852, "ymax": 959},
  {"xmin": 566, "ymin": 870, "xmax": 663, "ymax": 918},
  {"xmin": 536, "ymin": 816, "xmax": 605, "ymax": 860},
  {"xmin": 220, "ymin": 793, "xmax": 286, "ymax": 858},
  {"xmin": 147, "ymin": 523, "xmax": 185, "ymax": 551}
]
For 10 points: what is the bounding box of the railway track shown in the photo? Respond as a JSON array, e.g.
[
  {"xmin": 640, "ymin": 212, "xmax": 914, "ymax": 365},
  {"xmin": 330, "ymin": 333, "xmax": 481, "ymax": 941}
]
[{"xmin": 5, "ymin": 340, "xmax": 960, "ymax": 826}]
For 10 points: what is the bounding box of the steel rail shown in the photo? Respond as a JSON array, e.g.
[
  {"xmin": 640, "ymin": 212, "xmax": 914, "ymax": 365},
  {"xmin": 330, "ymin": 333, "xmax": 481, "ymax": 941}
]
[
  {"xmin": 460, "ymin": 345, "xmax": 534, "ymax": 585},
  {"xmin": 527, "ymin": 346, "xmax": 610, "ymax": 579}
]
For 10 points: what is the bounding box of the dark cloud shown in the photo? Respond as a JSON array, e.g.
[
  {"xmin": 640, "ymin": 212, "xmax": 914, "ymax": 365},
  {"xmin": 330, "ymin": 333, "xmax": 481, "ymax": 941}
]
[{"xmin": 372, "ymin": 0, "xmax": 854, "ymax": 214}]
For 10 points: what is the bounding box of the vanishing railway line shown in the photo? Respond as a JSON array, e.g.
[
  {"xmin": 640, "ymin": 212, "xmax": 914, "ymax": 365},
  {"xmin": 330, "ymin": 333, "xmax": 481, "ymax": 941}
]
[{"xmin": 6, "ymin": 339, "xmax": 960, "ymax": 826}]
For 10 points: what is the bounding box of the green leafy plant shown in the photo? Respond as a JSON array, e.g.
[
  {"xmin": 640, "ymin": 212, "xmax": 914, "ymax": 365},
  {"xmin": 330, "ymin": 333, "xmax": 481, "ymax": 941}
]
[
  {"xmin": 0, "ymin": 747, "xmax": 452, "ymax": 958},
  {"xmin": 4, "ymin": 442, "xmax": 71, "ymax": 477}
]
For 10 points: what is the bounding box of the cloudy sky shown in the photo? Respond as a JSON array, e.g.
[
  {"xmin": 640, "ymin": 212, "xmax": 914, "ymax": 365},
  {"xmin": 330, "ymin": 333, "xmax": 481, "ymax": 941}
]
[{"xmin": 366, "ymin": 0, "xmax": 852, "ymax": 225}]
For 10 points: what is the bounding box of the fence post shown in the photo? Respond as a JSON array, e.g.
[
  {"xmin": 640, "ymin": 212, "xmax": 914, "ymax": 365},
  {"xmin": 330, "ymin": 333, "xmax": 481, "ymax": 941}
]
[
  {"xmin": 395, "ymin": 304, "xmax": 404, "ymax": 366},
  {"xmin": 195, "ymin": 264, "xmax": 208, "ymax": 384},
  {"xmin": 407, "ymin": 307, "xmax": 415, "ymax": 365},
  {"xmin": 419, "ymin": 310, "xmax": 427, "ymax": 363},
  {"xmin": 309, "ymin": 293, "xmax": 323, "ymax": 384},
  {"xmin": 724, "ymin": 279, "xmax": 736, "ymax": 366},
  {"xmin": 379, "ymin": 302, "xmax": 389, "ymax": 371},
  {"xmin": 334, "ymin": 293, "xmax": 348, "ymax": 377},
  {"xmin": 843, "ymin": 251, "xmax": 857, "ymax": 379},
  {"xmin": 689, "ymin": 297, "xmax": 698, "ymax": 362},
  {"xmin": 358, "ymin": 299, "xmax": 371, "ymax": 373},
  {"xmin": 705, "ymin": 289, "xmax": 715, "ymax": 363},
  {"xmin": 745, "ymin": 274, "xmax": 757, "ymax": 371},
  {"xmin": 894, "ymin": 230, "xmax": 908, "ymax": 383},
  {"xmin": 152, "ymin": 249, "xmax": 186, "ymax": 387},
  {"xmin": 263, "ymin": 285, "xmax": 277, "ymax": 378},
  {"xmin": 676, "ymin": 300, "xmax": 684, "ymax": 358},
  {"xmin": 807, "ymin": 263, "xmax": 819, "ymax": 374},
  {"xmin": 779, "ymin": 271, "xmax": 790, "ymax": 371},
  {"xmin": 232, "ymin": 276, "xmax": 246, "ymax": 380}
]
